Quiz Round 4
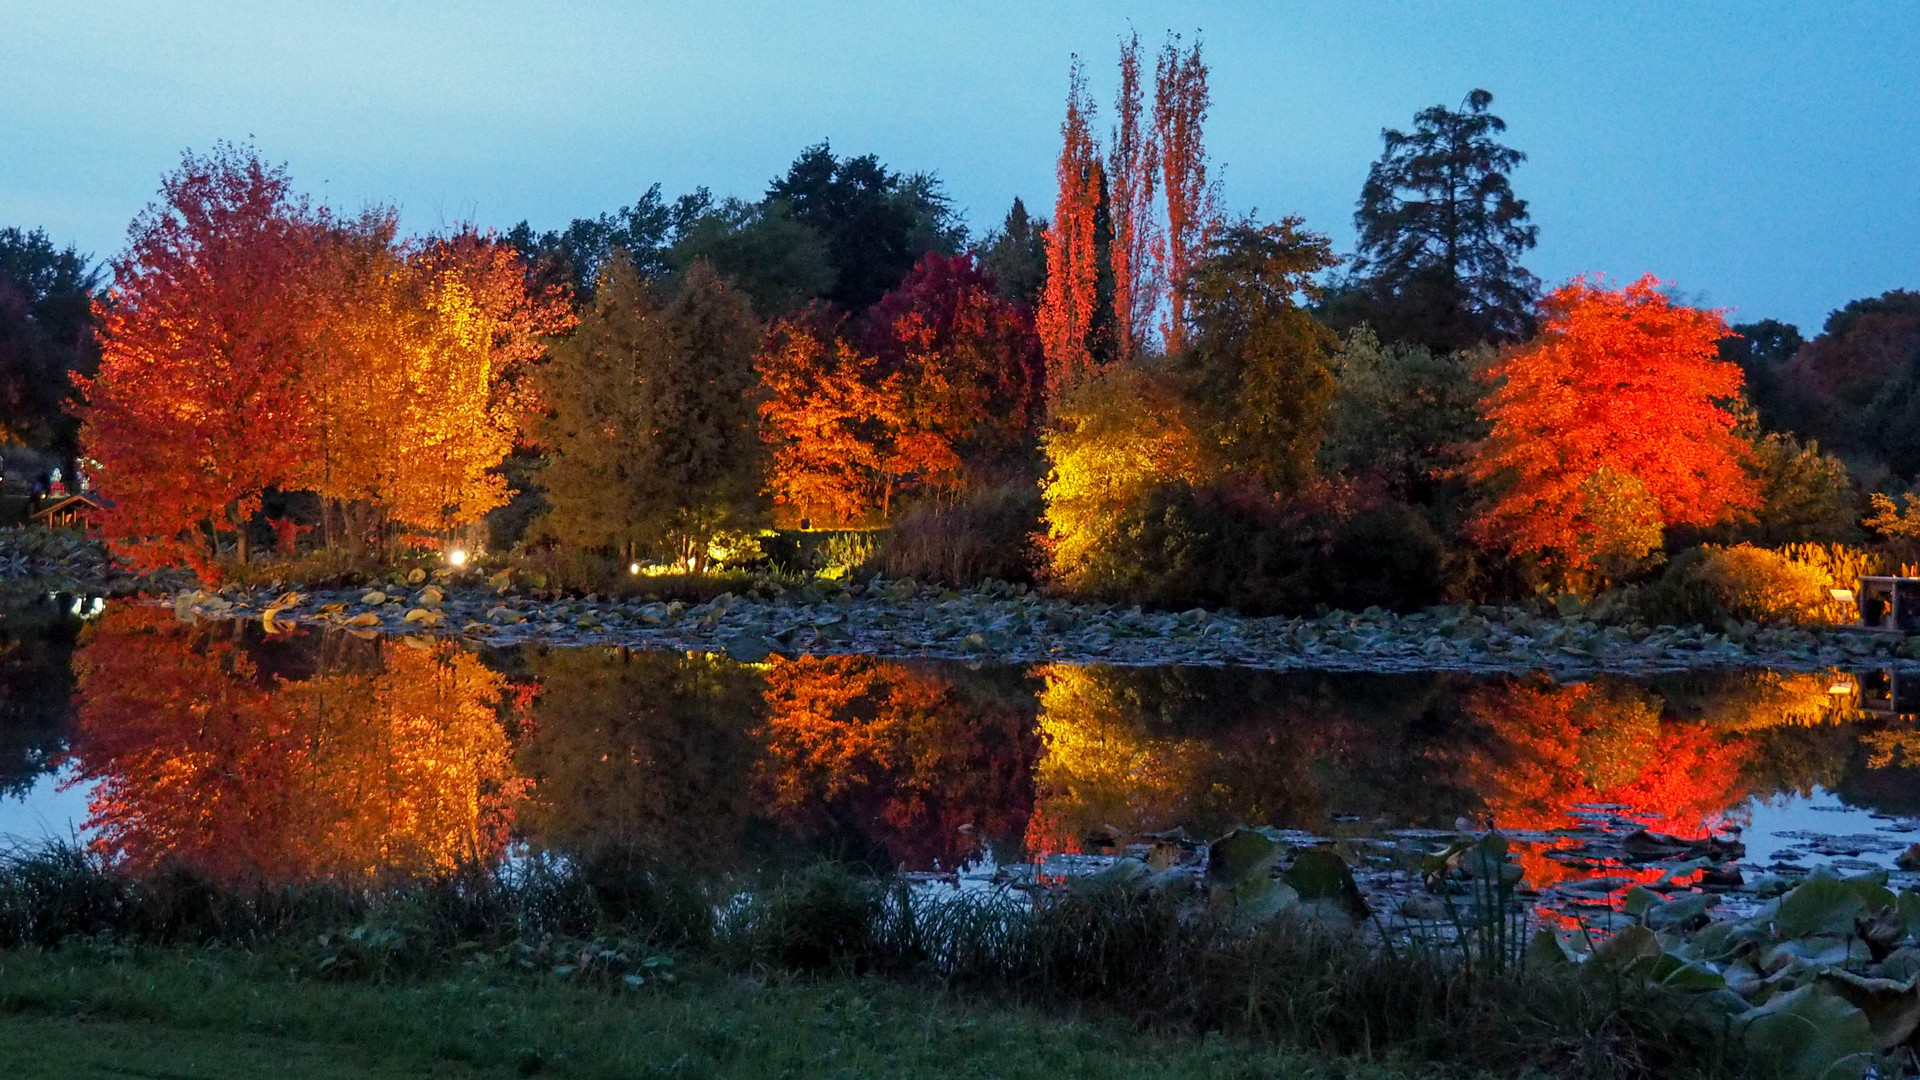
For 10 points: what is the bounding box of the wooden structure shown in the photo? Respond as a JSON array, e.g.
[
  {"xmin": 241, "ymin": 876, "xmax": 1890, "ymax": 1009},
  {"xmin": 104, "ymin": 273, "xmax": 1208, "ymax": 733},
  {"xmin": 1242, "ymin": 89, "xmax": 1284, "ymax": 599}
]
[
  {"xmin": 1855, "ymin": 670, "xmax": 1920, "ymax": 718},
  {"xmin": 1853, "ymin": 576, "xmax": 1920, "ymax": 633},
  {"xmin": 31, "ymin": 493, "xmax": 107, "ymax": 529}
]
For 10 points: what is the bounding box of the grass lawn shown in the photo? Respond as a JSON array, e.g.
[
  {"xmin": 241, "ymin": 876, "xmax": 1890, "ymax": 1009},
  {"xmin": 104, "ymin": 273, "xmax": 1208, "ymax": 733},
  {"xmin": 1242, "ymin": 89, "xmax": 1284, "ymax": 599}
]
[{"xmin": 0, "ymin": 947, "xmax": 1456, "ymax": 1080}]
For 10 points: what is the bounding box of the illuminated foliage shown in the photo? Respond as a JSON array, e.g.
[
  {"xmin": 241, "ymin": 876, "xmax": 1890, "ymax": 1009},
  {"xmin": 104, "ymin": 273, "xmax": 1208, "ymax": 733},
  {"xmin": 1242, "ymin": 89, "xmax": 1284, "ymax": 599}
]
[
  {"xmin": 758, "ymin": 656, "xmax": 1036, "ymax": 867},
  {"xmin": 79, "ymin": 146, "xmax": 329, "ymax": 570},
  {"xmin": 68, "ymin": 607, "xmax": 520, "ymax": 883},
  {"xmin": 1107, "ymin": 31, "xmax": 1160, "ymax": 363},
  {"xmin": 760, "ymin": 255, "xmax": 1038, "ymax": 526},
  {"xmin": 1153, "ymin": 32, "xmax": 1220, "ymax": 356},
  {"xmin": 1040, "ymin": 363, "xmax": 1216, "ymax": 592},
  {"xmin": 1466, "ymin": 275, "xmax": 1758, "ymax": 585},
  {"xmin": 1037, "ymin": 59, "xmax": 1103, "ymax": 404},
  {"xmin": 858, "ymin": 252, "xmax": 1045, "ymax": 479}
]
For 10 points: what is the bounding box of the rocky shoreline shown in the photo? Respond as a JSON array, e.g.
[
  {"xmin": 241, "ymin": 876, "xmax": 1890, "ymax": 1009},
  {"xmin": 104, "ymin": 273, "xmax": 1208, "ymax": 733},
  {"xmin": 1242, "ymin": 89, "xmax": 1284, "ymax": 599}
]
[{"xmin": 165, "ymin": 575, "xmax": 1920, "ymax": 674}]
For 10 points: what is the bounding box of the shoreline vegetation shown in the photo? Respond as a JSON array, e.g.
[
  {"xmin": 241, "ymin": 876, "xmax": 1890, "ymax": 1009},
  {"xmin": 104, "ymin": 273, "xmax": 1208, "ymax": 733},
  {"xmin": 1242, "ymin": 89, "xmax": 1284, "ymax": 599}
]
[{"xmin": 0, "ymin": 841, "xmax": 1835, "ymax": 1080}]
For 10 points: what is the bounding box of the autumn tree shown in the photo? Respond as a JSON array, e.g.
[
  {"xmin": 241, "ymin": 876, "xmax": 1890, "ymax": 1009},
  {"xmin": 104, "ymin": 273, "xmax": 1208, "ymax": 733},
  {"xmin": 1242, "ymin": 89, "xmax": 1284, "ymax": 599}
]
[
  {"xmin": 1154, "ymin": 32, "xmax": 1220, "ymax": 356},
  {"xmin": 1038, "ymin": 59, "xmax": 1104, "ymax": 404},
  {"xmin": 79, "ymin": 145, "xmax": 329, "ymax": 570},
  {"xmin": 1108, "ymin": 31, "xmax": 1160, "ymax": 363},
  {"xmin": 304, "ymin": 223, "xmax": 565, "ymax": 552},
  {"xmin": 1180, "ymin": 219, "xmax": 1341, "ymax": 492},
  {"xmin": 1768, "ymin": 290, "xmax": 1920, "ymax": 480},
  {"xmin": 1466, "ymin": 275, "xmax": 1758, "ymax": 586},
  {"xmin": 857, "ymin": 252, "xmax": 1045, "ymax": 483},
  {"xmin": 537, "ymin": 258, "xmax": 763, "ymax": 565},
  {"xmin": 757, "ymin": 320, "xmax": 907, "ymax": 526},
  {"xmin": 1335, "ymin": 89, "xmax": 1537, "ymax": 352}
]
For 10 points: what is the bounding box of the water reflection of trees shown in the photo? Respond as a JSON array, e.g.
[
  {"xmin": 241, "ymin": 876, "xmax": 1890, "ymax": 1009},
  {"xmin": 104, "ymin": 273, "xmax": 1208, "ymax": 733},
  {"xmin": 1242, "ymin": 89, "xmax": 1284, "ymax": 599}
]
[
  {"xmin": 756, "ymin": 656, "xmax": 1038, "ymax": 868},
  {"xmin": 68, "ymin": 607, "xmax": 519, "ymax": 883},
  {"xmin": 515, "ymin": 648, "xmax": 763, "ymax": 865},
  {"xmin": 1027, "ymin": 665, "xmax": 1483, "ymax": 854},
  {"xmin": 0, "ymin": 599, "xmax": 79, "ymax": 798}
]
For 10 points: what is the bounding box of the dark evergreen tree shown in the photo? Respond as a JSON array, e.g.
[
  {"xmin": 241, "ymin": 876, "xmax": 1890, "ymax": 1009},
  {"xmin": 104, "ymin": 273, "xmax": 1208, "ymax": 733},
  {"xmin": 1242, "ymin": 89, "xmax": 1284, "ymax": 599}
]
[
  {"xmin": 977, "ymin": 197, "xmax": 1048, "ymax": 306},
  {"xmin": 1334, "ymin": 89, "xmax": 1537, "ymax": 352},
  {"xmin": 767, "ymin": 142, "xmax": 966, "ymax": 311},
  {"xmin": 0, "ymin": 227, "xmax": 100, "ymax": 455},
  {"xmin": 505, "ymin": 185, "xmax": 711, "ymax": 300},
  {"xmin": 535, "ymin": 257, "xmax": 763, "ymax": 566},
  {"xmin": 1717, "ymin": 318, "xmax": 1804, "ymax": 433},
  {"xmin": 668, "ymin": 197, "xmax": 835, "ymax": 319}
]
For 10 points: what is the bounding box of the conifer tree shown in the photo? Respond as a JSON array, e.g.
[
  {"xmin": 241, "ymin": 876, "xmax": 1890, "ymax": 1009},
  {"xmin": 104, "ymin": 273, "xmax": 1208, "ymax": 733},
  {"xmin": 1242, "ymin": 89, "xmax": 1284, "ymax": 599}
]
[{"xmin": 536, "ymin": 258, "xmax": 762, "ymax": 566}]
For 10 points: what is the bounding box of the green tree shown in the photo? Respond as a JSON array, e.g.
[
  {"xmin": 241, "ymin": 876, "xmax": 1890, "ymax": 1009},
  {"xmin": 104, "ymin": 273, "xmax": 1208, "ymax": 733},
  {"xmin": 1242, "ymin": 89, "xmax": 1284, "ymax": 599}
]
[
  {"xmin": 1321, "ymin": 325, "xmax": 1485, "ymax": 498},
  {"xmin": 767, "ymin": 143, "xmax": 966, "ymax": 311},
  {"xmin": 0, "ymin": 227, "xmax": 101, "ymax": 455},
  {"xmin": 535, "ymin": 258, "xmax": 764, "ymax": 566},
  {"xmin": 977, "ymin": 197, "xmax": 1048, "ymax": 306},
  {"xmin": 669, "ymin": 198, "xmax": 835, "ymax": 319},
  {"xmin": 1717, "ymin": 318, "xmax": 1803, "ymax": 433},
  {"xmin": 1334, "ymin": 89, "xmax": 1538, "ymax": 352},
  {"xmin": 505, "ymin": 185, "xmax": 703, "ymax": 299},
  {"xmin": 1741, "ymin": 432, "xmax": 1858, "ymax": 545},
  {"xmin": 1180, "ymin": 219, "xmax": 1340, "ymax": 492}
]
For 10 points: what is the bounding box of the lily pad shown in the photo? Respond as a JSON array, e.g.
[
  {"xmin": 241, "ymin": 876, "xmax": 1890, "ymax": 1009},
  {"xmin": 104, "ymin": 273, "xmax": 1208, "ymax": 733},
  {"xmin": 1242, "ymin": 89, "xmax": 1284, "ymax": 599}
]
[
  {"xmin": 1737, "ymin": 984, "xmax": 1877, "ymax": 1080},
  {"xmin": 1207, "ymin": 826, "xmax": 1282, "ymax": 886}
]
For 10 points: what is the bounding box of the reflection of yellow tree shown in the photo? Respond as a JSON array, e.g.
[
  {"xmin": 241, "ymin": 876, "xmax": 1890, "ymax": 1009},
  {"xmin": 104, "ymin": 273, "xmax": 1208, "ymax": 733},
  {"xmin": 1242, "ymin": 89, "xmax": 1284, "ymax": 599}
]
[
  {"xmin": 1027, "ymin": 664, "xmax": 1210, "ymax": 854},
  {"xmin": 276, "ymin": 641, "xmax": 520, "ymax": 877},
  {"xmin": 69, "ymin": 607, "xmax": 519, "ymax": 883},
  {"xmin": 1681, "ymin": 670, "xmax": 1861, "ymax": 731}
]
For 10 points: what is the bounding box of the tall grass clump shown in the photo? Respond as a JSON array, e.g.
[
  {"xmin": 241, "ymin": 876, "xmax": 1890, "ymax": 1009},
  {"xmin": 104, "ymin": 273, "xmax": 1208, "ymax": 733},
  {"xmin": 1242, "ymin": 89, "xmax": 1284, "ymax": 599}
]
[{"xmin": 877, "ymin": 483, "xmax": 1042, "ymax": 586}]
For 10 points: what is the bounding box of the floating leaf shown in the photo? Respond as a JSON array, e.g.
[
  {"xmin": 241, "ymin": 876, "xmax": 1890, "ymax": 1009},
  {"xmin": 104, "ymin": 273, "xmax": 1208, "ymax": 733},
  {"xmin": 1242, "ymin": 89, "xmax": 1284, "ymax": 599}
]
[
  {"xmin": 1207, "ymin": 826, "xmax": 1282, "ymax": 886},
  {"xmin": 406, "ymin": 568, "xmax": 426, "ymax": 585},
  {"xmin": 1817, "ymin": 969, "xmax": 1920, "ymax": 1049},
  {"xmin": 360, "ymin": 590, "xmax": 388, "ymax": 605},
  {"xmin": 345, "ymin": 612, "xmax": 382, "ymax": 627},
  {"xmin": 1592, "ymin": 924, "xmax": 1662, "ymax": 968},
  {"xmin": 1283, "ymin": 848, "xmax": 1369, "ymax": 919},
  {"xmin": 1737, "ymin": 984, "xmax": 1877, "ymax": 1080},
  {"xmin": 1777, "ymin": 877, "xmax": 1870, "ymax": 939},
  {"xmin": 403, "ymin": 608, "xmax": 441, "ymax": 625}
]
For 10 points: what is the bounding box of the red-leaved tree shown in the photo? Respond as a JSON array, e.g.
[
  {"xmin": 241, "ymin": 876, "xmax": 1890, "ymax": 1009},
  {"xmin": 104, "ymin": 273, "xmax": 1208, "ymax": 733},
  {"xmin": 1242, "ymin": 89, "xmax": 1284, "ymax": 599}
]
[
  {"xmin": 1467, "ymin": 274, "xmax": 1758, "ymax": 583},
  {"xmin": 1038, "ymin": 58, "xmax": 1103, "ymax": 406},
  {"xmin": 79, "ymin": 145, "xmax": 329, "ymax": 571}
]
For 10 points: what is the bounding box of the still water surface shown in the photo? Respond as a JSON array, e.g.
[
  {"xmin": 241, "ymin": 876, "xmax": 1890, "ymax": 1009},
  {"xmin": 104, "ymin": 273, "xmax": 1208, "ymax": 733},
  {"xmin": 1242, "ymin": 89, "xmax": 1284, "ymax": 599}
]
[{"xmin": 1, "ymin": 600, "xmax": 1916, "ymax": 898}]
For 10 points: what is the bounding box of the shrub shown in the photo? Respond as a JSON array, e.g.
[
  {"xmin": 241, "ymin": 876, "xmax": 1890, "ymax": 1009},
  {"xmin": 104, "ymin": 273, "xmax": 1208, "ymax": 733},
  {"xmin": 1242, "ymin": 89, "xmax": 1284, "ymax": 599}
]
[
  {"xmin": 877, "ymin": 484, "xmax": 1041, "ymax": 586},
  {"xmin": 1633, "ymin": 543, "xmax": 1864, "ymax": 626}
]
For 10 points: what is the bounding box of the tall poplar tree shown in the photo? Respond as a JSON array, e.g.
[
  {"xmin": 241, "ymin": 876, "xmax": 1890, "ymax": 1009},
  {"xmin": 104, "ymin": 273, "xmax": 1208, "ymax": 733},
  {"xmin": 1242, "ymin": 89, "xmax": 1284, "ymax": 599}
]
[
  {"xmin": 1108, "ymin": 31, "xmax": 1160, "ymax": 362},
  {"xmin": 1154, "ymin": 32, "xmax": 1220, "ymax": 357},
  {"xmin": 1038, "ymin": 59, "xmax": 1103, "ymax": 406}
]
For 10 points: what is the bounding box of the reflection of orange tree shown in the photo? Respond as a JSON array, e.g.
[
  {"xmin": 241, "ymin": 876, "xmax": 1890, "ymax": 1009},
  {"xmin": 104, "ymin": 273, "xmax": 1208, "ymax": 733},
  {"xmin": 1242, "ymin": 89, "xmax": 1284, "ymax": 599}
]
[
  {"xmin": 69, "ymin": 607, "xmax": 519, "ymax": 883},
  {"xmin": 1458, "ymin": 679, "xmax": 1755, "ymax": 887},
  {"xmin": 757, "ymin": 656, "xmax": 1036, "ymax": 868}
]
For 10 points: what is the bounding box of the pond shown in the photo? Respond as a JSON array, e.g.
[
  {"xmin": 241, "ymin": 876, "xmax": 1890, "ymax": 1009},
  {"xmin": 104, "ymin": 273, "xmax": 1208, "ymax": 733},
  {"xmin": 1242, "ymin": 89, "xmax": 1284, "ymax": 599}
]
[{"xmin": 1, "ymin": 598, "xmax": 1916, "ymax": 919}]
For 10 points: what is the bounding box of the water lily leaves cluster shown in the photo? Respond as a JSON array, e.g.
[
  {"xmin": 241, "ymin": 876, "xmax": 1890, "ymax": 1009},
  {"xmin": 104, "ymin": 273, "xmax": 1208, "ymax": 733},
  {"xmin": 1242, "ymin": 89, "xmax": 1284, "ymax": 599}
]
[
  {"xmin": 1534, "ymin": 870, "xmax": 1920, "ymax": 1079},
  {"xmin": 1079, "ymin": 826, "xmax": 1371, "ymax": 929}
]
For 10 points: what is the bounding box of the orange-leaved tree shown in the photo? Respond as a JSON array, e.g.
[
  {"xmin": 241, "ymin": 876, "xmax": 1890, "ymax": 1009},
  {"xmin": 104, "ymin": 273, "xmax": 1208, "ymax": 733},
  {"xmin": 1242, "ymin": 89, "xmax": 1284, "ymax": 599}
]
[
  {"xmin": 1466, "ymin": 275, "xmax": 1757, "ymax": 585},
  {"xmin": 1037, "ymin": 58, "xmax": 1103, "ymax": 406},
  {"xmin": 79, "ymin": 145, "xmax": 330, "ymax": 571}
]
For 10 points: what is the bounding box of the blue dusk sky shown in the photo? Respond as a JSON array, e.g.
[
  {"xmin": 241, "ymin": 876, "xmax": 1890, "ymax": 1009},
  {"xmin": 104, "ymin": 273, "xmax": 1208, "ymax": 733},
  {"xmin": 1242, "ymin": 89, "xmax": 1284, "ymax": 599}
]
[{"xmin": 3, "ymin": 1, "xmax": 1914, "ymax": 333}]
